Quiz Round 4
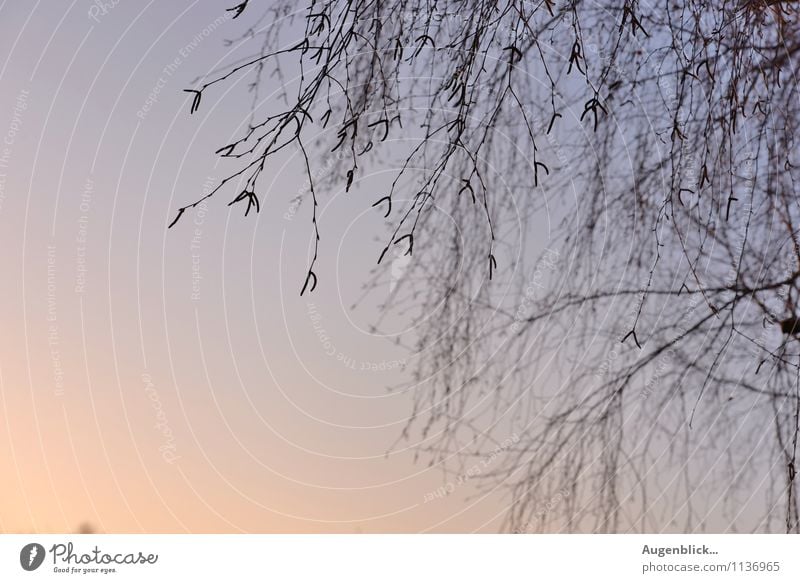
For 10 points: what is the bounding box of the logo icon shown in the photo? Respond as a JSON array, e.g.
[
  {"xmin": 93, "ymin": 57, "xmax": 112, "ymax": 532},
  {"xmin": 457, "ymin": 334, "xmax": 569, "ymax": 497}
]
[{"xmin": 20, "ymin": 543, "xmax": 46, "ymax": 571}]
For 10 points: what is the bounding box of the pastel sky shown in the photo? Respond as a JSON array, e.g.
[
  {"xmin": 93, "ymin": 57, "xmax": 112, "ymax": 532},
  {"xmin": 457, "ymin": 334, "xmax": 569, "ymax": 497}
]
[
  {"xmin": 0, "ymin": 0, "xmax": 523, "ymax": 533},
  {"xmin": 0, "ymin": 1, "xmax": 777, "ymax": 535}
]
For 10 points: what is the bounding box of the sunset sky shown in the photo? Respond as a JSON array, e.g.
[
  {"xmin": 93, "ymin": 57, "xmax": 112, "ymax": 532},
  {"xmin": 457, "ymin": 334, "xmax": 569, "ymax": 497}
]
[
  {"xmin": 0, "ymin": 1, "xmax": 778, "ymax": 535},
  {"xmin": 0, "ymin": 0, "xmax": 522, "ymax": 533}
]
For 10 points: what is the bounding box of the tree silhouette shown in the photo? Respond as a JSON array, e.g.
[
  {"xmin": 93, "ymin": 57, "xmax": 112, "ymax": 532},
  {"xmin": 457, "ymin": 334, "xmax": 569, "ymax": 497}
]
[{"xmin": 174, "ymin": 0, "xmax": 800, "ymax": 532}]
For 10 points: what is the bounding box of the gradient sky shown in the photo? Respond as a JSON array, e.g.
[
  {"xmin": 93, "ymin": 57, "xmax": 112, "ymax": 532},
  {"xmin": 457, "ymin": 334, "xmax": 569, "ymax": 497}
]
[
  {"xmin": 1, "ymin": 1, "xmax": 778, "ymax": 535},
  {"xmin": 0, "ymin": 0, "xmax": 523, "ymax": 533}
]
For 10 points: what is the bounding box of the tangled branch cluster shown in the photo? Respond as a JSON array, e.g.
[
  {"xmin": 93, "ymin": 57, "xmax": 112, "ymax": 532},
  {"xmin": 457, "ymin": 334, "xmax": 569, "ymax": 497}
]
[{"xmin": 177, "ymin": 0, "xmax": 800, "ymax": 532}]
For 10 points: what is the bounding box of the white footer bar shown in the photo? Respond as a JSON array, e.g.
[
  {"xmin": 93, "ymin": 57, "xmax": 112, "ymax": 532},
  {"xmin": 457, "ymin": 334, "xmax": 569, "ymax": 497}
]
[{"xmin": 1, "ymin": 534, "xmax": 797, "ymax": 582}]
